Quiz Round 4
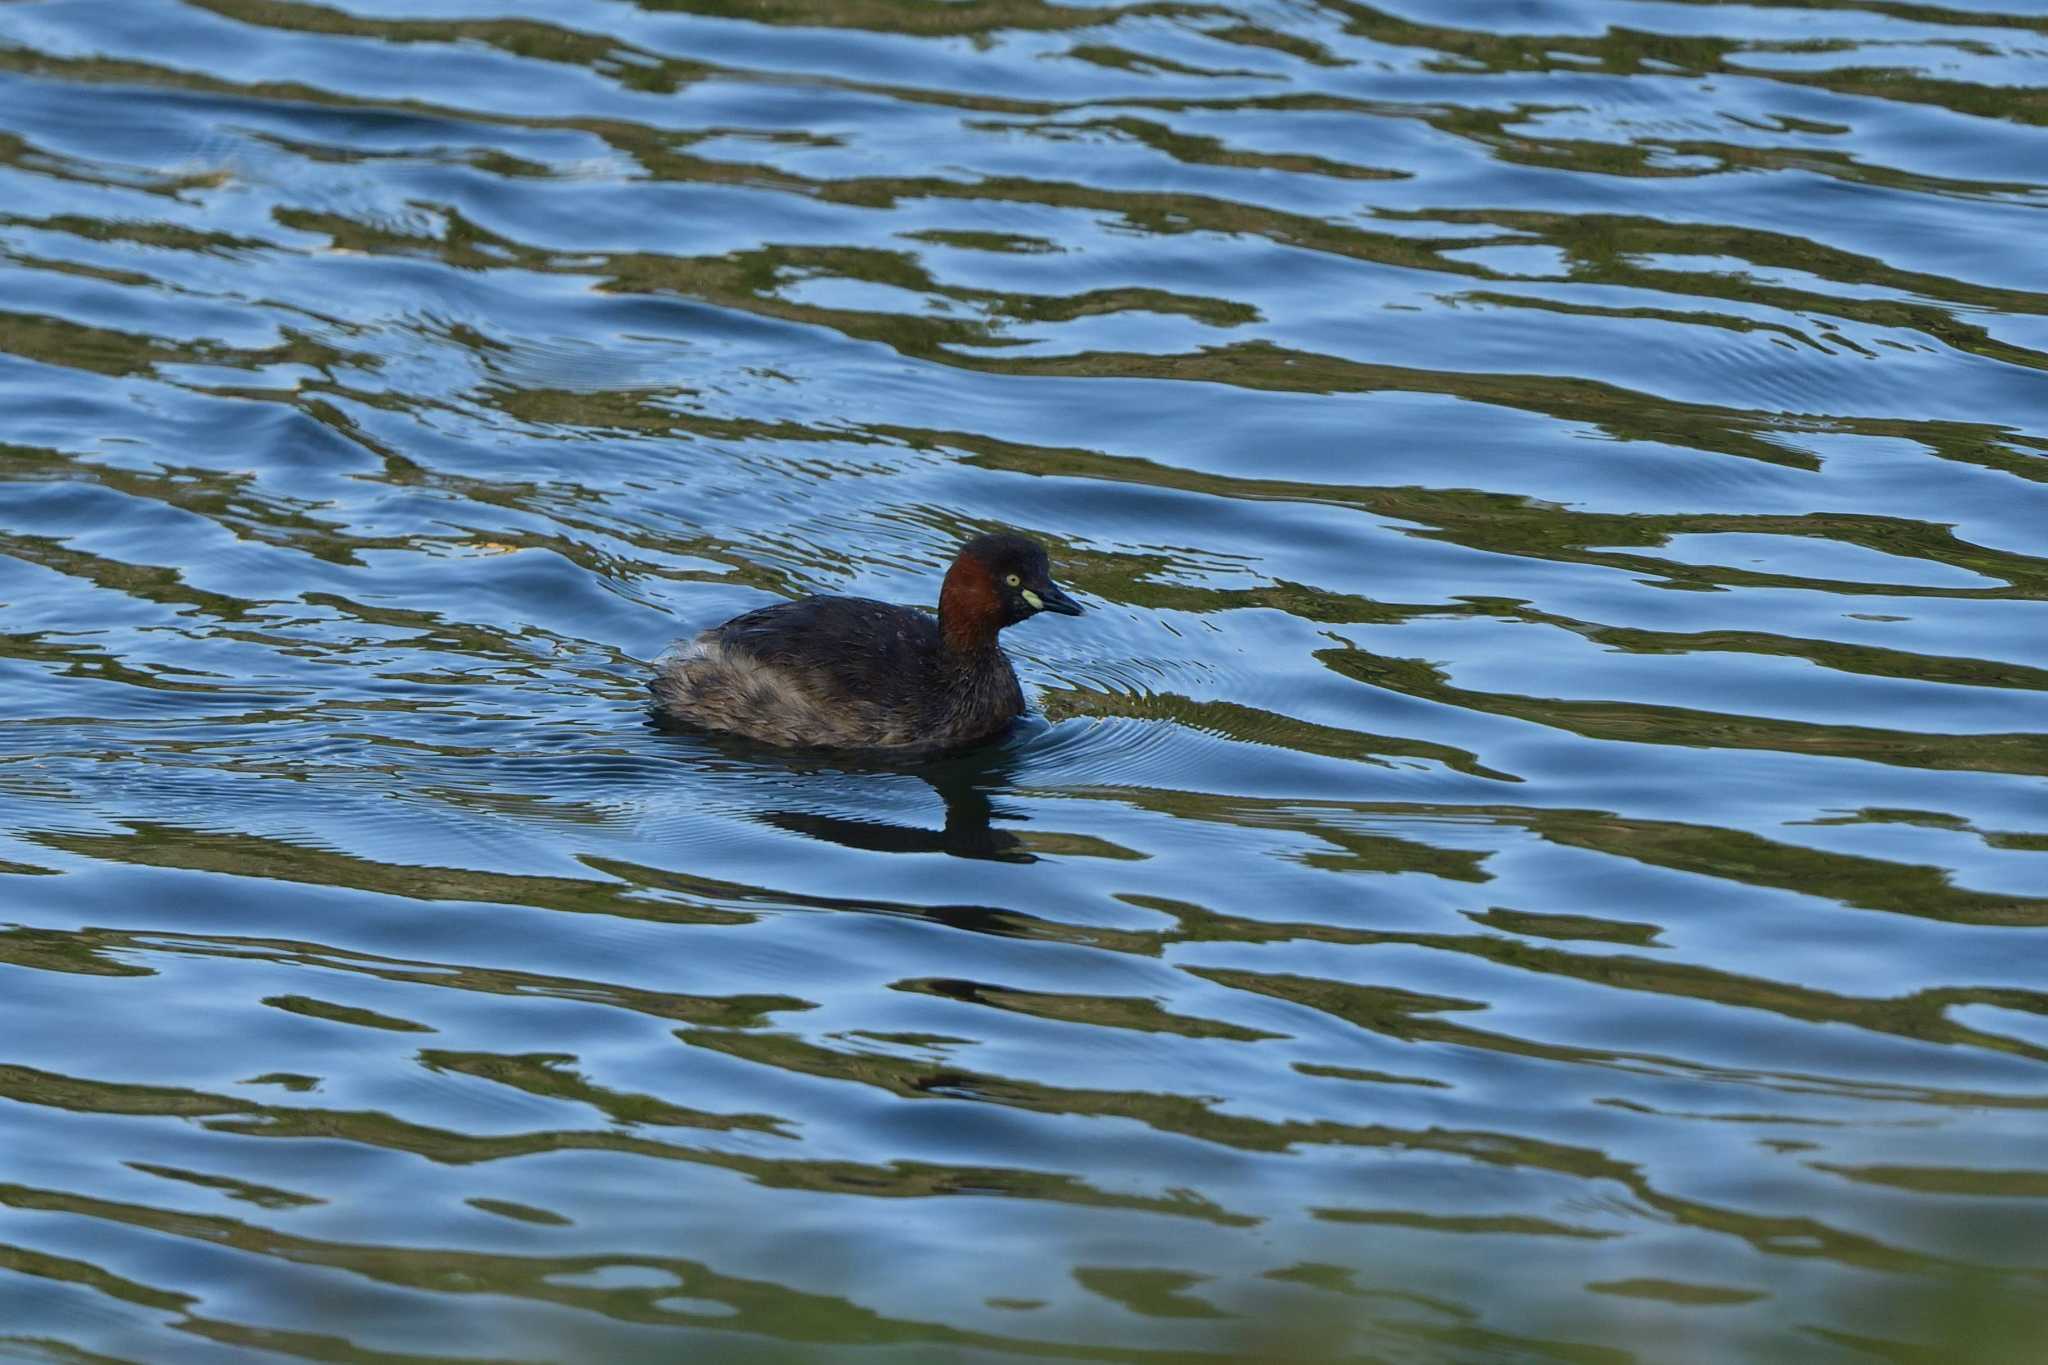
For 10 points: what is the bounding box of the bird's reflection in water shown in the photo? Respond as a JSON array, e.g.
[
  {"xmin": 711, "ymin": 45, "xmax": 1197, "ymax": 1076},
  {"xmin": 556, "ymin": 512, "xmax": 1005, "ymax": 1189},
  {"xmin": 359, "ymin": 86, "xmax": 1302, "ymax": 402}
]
[{"xmin": 649, "ymin": 715, "xmax": 1038, "ymax": 861}]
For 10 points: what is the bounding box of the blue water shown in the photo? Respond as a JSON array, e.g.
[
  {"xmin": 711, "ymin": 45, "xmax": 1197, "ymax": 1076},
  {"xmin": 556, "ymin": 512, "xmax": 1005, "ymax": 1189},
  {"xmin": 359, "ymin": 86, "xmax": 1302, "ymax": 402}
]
[{"xmin": 1, "ymin": 0, "xmax": 2046, "ymax": 1359}]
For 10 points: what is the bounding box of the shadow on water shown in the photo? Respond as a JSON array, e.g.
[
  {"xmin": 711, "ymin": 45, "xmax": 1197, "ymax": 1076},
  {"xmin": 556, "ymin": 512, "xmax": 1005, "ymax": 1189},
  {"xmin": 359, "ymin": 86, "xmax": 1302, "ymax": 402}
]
[{"xmin": 648, "ymin": 712, "xmax": 1040, "ymax": 862}]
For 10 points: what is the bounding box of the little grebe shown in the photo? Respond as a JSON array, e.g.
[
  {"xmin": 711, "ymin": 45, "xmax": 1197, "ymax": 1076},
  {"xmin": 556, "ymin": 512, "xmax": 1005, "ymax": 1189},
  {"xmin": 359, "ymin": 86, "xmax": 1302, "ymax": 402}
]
[{"xmin": 650, "ymin": 533, "xmax": 1083, "ymax": 751}]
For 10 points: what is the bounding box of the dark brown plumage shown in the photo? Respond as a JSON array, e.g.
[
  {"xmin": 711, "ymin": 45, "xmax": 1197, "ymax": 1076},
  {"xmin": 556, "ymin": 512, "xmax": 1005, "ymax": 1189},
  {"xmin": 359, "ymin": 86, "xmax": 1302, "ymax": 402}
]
[{"xmin": 650, "ymin": 534, "xmax": 1082, "ymax": 752}]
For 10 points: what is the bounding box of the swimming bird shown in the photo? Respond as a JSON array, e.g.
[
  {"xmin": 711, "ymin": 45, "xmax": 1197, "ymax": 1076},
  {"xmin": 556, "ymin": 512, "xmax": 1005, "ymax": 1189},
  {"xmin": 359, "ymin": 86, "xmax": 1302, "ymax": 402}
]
[{"xmin": 651, "ymin": 533, "xmax": 1083, "ymax": 751}]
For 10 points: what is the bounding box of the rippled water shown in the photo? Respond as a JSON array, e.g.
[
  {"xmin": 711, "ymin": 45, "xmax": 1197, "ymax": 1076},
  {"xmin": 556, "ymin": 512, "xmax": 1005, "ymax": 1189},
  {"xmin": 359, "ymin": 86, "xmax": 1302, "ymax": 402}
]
[{"xmin": 2, "ymin": 0, "xmax": 2046, "ymax": 1359}]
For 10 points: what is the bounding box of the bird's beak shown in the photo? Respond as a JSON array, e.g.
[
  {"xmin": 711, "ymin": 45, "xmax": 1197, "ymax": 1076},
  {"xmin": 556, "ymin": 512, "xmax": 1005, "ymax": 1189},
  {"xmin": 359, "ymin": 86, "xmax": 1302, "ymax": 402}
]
[{"xmin": 1031, "ymin": 580, "xmax": 1083, "ymax": 616}]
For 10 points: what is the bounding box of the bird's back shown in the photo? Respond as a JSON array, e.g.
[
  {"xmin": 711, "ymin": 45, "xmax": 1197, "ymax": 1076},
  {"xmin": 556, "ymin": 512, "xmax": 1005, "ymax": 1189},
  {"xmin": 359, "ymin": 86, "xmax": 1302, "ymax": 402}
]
[{"xmin": 651, "ymin": 596, "xmax": 1021, "ymax": 750}]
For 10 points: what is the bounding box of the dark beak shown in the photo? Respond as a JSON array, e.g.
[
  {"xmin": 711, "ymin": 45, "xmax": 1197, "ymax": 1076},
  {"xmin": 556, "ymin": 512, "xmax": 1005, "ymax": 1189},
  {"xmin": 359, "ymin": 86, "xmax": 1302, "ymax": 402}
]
[{"xmin": 1035, "ymin": 580, "xmax": 1083, "ymax": 616}]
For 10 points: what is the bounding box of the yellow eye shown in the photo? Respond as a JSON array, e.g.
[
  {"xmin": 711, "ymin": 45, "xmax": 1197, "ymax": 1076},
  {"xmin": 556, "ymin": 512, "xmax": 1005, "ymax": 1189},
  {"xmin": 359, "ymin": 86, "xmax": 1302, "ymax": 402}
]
[{"xmin": 1005, "ymin": 573, "xmax": 1021, "ymax": 587}]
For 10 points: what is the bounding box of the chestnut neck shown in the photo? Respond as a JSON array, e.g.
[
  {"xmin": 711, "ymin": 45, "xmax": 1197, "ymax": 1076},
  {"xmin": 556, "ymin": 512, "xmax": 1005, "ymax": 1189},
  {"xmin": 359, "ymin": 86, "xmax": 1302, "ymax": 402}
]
[{"xmin": 937, "ymin": 556, "xmax": 1005, "ymax": 656}]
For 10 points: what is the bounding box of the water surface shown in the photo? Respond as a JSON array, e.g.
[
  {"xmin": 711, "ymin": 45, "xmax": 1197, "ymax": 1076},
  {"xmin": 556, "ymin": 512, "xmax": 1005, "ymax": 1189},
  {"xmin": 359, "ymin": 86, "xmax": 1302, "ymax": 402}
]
[{"xmin": 1, "ymin": 0, "xmax": 2046, "ymax": 1359}]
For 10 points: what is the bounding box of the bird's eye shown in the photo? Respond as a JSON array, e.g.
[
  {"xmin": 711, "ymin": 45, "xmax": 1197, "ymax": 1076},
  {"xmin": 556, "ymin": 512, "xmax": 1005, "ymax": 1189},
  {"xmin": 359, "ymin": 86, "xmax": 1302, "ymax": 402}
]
[{"xmin": 1005, "ymin": 573, "xmax": 1021, "ymax": 587}]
